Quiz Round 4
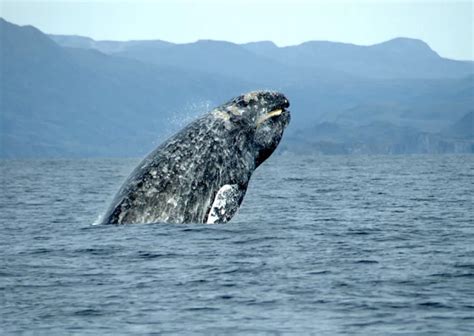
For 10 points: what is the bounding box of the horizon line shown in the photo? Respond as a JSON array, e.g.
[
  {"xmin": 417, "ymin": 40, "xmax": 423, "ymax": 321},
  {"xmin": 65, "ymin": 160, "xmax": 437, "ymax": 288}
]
[{"xmin": 2, "ymin": 17, "xmax": 473, "ymax": 62}]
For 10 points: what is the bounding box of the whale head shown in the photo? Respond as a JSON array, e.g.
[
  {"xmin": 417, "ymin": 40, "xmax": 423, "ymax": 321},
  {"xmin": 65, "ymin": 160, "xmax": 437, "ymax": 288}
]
[{"xmin": 214, "ymin": 90, "xmax": 291, "ymax": 167}]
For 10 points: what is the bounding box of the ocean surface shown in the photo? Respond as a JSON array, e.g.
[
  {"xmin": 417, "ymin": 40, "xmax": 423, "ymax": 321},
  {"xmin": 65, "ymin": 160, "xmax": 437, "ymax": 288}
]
[{"xmin": 1, "ymin": 154, "xmax": 473, "ymax": 335}]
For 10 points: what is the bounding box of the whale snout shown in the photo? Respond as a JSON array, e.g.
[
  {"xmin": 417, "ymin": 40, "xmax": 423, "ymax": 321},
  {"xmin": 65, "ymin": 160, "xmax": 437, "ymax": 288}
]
[
  {"xmin": 264, "ymin": 91, "xmax": 289, "ymax": 111},
  {"xmin": 256, "ymin": 92, "xmax": 291, "ymax": 127},
  {"xmin": 276, "ymin": 94, "xmax": 290, "ymax": 110}
]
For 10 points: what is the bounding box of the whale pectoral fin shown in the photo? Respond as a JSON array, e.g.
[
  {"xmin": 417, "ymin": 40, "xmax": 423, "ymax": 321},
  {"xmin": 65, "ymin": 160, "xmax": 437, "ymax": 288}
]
[{"xmin": 206, "ymin": 184, "xmax": 244, "ymax": 224}]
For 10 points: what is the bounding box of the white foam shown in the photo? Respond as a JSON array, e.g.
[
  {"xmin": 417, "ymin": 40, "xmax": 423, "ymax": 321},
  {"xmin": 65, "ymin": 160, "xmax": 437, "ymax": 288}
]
[{"xmin": 92, "ymin": 214, "xmax": 103, "ymax": 225}]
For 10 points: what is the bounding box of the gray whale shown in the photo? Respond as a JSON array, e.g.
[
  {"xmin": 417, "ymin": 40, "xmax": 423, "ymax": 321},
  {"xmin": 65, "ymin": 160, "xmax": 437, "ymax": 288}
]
[{"xmin": 101, "ymin": 91, "xmax": 290, "ymax": 224}]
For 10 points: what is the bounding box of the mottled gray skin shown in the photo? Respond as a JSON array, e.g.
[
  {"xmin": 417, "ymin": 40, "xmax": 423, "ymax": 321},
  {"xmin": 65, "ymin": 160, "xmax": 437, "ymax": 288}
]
[{"xmin": 101, "ymin": 91, "xmax": 290, "ymax": 224}]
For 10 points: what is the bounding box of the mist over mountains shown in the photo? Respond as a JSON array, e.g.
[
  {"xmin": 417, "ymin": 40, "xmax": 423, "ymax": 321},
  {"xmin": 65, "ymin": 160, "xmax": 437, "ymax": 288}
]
[{"xmin": 1, "ymin": 18, "xmax": 473, "ymax": 158}]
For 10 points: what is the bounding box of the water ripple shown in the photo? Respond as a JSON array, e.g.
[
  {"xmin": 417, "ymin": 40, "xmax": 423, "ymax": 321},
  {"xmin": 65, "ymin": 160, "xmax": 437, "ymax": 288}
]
[{"xmin": 1, "ymin": 155, "xmax": 473, "ymax": 334}]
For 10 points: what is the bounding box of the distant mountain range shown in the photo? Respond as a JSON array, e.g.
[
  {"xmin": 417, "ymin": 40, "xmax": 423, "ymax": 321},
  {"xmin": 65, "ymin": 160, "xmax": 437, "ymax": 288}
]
[{"xmin": 1, "ymin": 18, "xmax": 473, "ymax": 158}]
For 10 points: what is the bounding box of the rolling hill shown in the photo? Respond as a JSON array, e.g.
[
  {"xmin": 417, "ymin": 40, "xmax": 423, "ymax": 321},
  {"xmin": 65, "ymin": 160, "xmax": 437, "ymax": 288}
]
[{"xmin": 1, "ymin": 18, "xmax": 473, "ymax": 157}]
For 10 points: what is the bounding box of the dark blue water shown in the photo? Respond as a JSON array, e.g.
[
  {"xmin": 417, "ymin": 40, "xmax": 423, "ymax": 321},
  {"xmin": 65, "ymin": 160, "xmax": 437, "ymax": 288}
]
[{"xmin": 1, "ymin": 154, "xmax": 473, "ymax": 335}]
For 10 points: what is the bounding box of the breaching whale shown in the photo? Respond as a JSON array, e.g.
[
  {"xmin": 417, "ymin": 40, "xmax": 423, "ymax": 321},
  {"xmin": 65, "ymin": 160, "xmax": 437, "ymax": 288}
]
[{"xmin": 101, "ymin": 91, "xmax": 290, "ymax": 224}]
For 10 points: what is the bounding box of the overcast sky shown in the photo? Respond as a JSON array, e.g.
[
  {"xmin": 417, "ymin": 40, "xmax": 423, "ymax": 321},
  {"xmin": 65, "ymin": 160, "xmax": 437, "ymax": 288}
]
[{"xmin": 1, "ymin": 0, "xmax": 473, "ymax": 60}]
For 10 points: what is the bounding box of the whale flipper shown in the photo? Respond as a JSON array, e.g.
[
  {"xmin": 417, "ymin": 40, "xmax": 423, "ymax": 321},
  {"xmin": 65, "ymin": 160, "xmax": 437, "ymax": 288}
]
[{"xmin": 206, "ymin": 184, "xmax": 245, "ymax": 224}]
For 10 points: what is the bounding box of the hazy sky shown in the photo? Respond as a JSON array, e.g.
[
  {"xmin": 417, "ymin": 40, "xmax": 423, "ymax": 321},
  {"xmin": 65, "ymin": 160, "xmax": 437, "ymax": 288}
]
[{"xmin": 1, "ymin": 0, "xmax": 473, "ymax": 60}]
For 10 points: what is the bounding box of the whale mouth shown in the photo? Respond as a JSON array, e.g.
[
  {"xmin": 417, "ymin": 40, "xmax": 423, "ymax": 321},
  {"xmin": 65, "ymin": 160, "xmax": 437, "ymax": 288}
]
[
  {"xmin": 257, "ymin": 109, "xmax": 283, "ymax": 125},
  {"xmin": 257, "ymin": 104, "xmax": 290, "ymax": 126},
  {"xmin": 257, "ymin": 97, "xmax": 290, "ymax": 126}
]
